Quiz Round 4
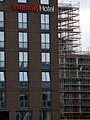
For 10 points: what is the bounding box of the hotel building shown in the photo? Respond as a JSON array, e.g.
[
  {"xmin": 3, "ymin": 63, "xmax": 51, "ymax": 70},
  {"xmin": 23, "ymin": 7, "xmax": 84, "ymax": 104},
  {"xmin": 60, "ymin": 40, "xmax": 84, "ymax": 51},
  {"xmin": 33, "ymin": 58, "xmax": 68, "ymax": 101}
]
[{"xmin": 0, "ymin": 0, "xmax": 59, "ymax": 120}]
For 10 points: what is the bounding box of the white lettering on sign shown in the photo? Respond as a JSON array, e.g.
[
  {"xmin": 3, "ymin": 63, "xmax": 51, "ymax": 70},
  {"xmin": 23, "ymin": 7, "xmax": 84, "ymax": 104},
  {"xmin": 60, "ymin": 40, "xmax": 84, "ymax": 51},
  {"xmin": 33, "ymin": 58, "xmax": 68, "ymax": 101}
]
[{"xmin": 39, "ymin": 5, "xmax": 54, "ymax": 12}]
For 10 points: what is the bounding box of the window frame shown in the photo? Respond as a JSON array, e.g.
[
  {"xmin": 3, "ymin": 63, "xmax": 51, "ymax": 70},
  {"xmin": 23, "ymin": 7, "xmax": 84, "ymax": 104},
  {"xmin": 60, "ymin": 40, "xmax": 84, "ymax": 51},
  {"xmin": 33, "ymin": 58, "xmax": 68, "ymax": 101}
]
[
  {"xmin": 0, "ymin": 31, "xmax": 4, "ymax": 48},
  {"xmin": 19, "ymin": 51, "xmax": 28, "ymax": 68},
  {"xmin": 41, "ymin": 52, "xmax": 50, "ymax": 69},
  {"xmin": 18, "ymin": 32, "xmax": 28, "ymax": 48},
  {"xmin": 18, "ymin": 0, "xmax": 27, "ymax": 3},
  {"xmin": 41, "ymin": 33, "xmax": 50, "ymax": 49},
  {"xmin": 0, "ymin": 11, "xmax": 4, "ymax": 28},
  {"xmin": 0, "ymin": 51, "xmax": 5, "ymax": 68},
  {"xmin": 42, "ymin": 91, "xmax": 51, "ymax": 108},
  {"xmin": 20, "ymin": 92, "xmax": 28, "ymax": 108},
  {"xmin": 42, "ymin": 72, "xmax": 50, "ymax": 82},
  {"xmin": 40, "ymin": 0, "xmax": 49, "ymax": 5},
  {"xmin": 41, "ymin": 14, "xmax": 49, "ymax": 30},
  {"xmin": 19, "ymin": 71, "xmax": 28, "ymax": 88},
  {"xmin": 18, "ymin": 12, "xmax": 27, "ymax": 29},
  {"xmin": 16, "ymin": 111, "xmax": 32, "ymax": 120},
  {"xmin": 0, "ymin": 72, "xmax": 5, "ymax": 88},
  {"xmin": 0, "ymin": 92, "xmax": 5, "ymax": 109}
]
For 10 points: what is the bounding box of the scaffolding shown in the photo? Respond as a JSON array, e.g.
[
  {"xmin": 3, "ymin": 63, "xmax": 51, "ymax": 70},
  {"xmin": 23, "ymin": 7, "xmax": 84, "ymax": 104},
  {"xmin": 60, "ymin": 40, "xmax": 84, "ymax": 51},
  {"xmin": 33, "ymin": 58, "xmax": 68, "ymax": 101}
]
[{"xmin": 58, "ymin": 1, "xmax": 90, "ymax": 119}]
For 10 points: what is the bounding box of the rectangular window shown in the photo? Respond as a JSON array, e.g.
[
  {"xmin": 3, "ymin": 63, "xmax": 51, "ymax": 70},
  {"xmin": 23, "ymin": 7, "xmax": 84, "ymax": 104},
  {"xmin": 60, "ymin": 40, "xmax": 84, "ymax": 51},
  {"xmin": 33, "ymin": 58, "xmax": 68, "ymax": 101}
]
[
  {"xmin": 41, "ymin": 33, "xmax": 50, "ymax": 49},
  {"xmin": 19, "ymin": 72, "xmax": 28, "ymax": 88},
  {"xmin": 18, "ymin": 13, "xmax": 27, "ymax": 29},
  {"xmin": 20, "ymin": 92, "xmax": 28, "ymax": 108},
  {"xmin": 19, "ymin": 52, "xmax": 28, "ymax": 68},
  {"xmin": 0, "ymin": 72, "xmax": 5, "ymax": 88},
  {"xmin": 42, "ymin": 91, "xmax": 51, "ymax": 108},
  {"xmin": 0, "ymin": 11, "xmax": 4, "ymax": 28},
  {"xmin": 41, "ymin": 14, "xmax": 49, "ymax": 30},
  {"xmin": 41, "ymin": 52, "xmax": 50, "ymax": 69},
  {"xmin": 16, "ymin": 111, "xmax": 32, "ymax": 120},
  {"xmin": 39, "ymin": 111, "xmax": 51, "ymax": 120},
  {"xmin": 0, "ymin": 51, "xmax": 5, "ymax": 67},
  {"xmin": 0, "ymin": 31, "xmax": 4, "ymax": 48},
  {"xmin": 40, "ymin": 0, "xmax": 49, "ymax": 4},
  {"xmin": 18, "ymin": 0, "xmax": 27, "ymax": 3},
  {"xmin": 19, "ymin": 32, "xmax": 28, "ymax": 48},
  {"xmin": 0, "ymin": 92, "xmax": 5, "ymax": 109},
  {"xmin": 42, "ymin": 72, "xmax": 50, "ymax": 81}
]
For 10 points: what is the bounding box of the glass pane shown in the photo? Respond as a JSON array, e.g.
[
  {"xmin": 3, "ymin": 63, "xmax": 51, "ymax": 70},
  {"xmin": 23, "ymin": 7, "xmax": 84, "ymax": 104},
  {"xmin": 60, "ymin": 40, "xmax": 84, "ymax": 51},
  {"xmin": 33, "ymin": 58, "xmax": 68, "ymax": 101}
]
[
  {"xmin": 46, "ymin": 15, "xmax": 49, "ymax": 23},
  {"xmin": 0, "ymin": 52, "xmax": 4, "ymax": 61},
  {"xmin": 0, "ymin": 72, "xmax": 4, "ymax": 81},
  {"xmin": 19, "ymin": 52, "xmax": 23, "ymax": 61},
  {"xmin": 0, "ymin": 11, "xmax": 4, "ymax": 21},
  {"xmin": 24, "ymin": 52, "xmax": 28, "ymax": 61},
  {"xmin": 46, "ymin": 53, "xmax": 50, "ymax": 62},
  {"xmin": 42, "ymin": 53, "xmax": 45, "ymax": 62},
  {"xmin": 18, "ymin": 13, "xmax": 22, "ymax": 22},
  {"xmin": 42, "ymin": 72, "xmax": 45, "ymax": 81},
  {"xmin": 18, "ymin": 0, "xmax": 27, "ymax": 3},
  {"xmin": 24, "ymin": 72, "xmax": 28, "ymax": 81},
  {"xmin": 23, "ymin": 13, "xmax": 27, "ymax": 22},
  {"xmin": 19, "ymin": 72, "xmax": 28, "ymax": 81},
  {"xmin": 41, "ymin": 34, "xmax": 45, "ymax": 42},
  {"xmin": 46, "ymin": 34, "xmax": 49, "ymax": 42},
  {"xmin": 46, "ymin": 72, "xmax": 50, "ymax": 81},
  {"xmin": 41, "ymin": 14, "xmax": 44, "ymax": 23},
  {"xmin": 40, "ymin": 0, "xmax": 49, "ymax": 4},
  {"xmin": 0, "ymin": 32, "xmax": 4, "ymax": 42}
]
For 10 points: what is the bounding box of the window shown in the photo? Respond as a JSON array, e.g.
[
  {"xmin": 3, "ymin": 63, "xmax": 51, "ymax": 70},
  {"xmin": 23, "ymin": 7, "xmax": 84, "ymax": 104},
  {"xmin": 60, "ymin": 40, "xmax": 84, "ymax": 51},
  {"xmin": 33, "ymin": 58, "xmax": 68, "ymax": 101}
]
[
  {"xmin": 42, "ymin": 72, "xmax": 50, "ymax": 81},
  {"xmin": 41, "ymin": 53, "xmax": 50, "ymax": 69},
  {"xmin": 0, "ymin": 72, "xmax": 5, "ymax": 88},
  {"xmin": 19, "ymin": 52, "xmax": 28, "ymax": 68},
  {"xmin": 0, "ymin": 11, "xmax": 4, "ymax": 28},
  {"xmin": 0, "ymin": 92, "xmax": 5, "ymax": 109},
  {"xmin": 20, "ymin": 92, "xmax": 28, "ymax": 108},
  {"xmin": 16, "ymin": 111, "xmax": 32, "ymax": 120},
  {"xmin": 41, "ymin": 14, "xmax": 49, "ymax": 30},
  {"xmin": 18, "ymin": 0, "xmax": 27, "ymax": 3},
  {"xmin": 42, "ymin": 91, "xmax": 51, "ymax": 108},
  {"xmin": 40, "ymin": 0, "xmax": 49, "ymax": 4},
  {"xmin": 19, "ymin": 72, "xmax": 28, "ymax": 88},
  {"xmin": 41, "ymin": 33, "xmax": 50, "ymax": 49},
  {"xmin": 18, "ymin": 13, "xmax": 27, "ymax": 29},
  {"xmin": 0, "ymin": 51, "xmax": 5, "ymax": 67},
  {"xmin": 39, "ymin": 111, "xmax": 51, "ymax": 120},
  {"xmin": 19, "ymin": 32, "xmax": 28, "ymax": 48},
  {"xmin": 0, "ymin": 32, "xmax": 4, "ymax": 48}
]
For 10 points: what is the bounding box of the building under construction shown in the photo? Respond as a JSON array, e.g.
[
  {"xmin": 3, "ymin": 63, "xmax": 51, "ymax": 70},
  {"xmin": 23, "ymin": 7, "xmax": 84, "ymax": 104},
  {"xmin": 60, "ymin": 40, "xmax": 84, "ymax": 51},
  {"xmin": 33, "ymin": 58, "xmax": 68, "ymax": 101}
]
[{"xmin": 58, "ymin": 1, "xmax": 90, "ymax": 119}]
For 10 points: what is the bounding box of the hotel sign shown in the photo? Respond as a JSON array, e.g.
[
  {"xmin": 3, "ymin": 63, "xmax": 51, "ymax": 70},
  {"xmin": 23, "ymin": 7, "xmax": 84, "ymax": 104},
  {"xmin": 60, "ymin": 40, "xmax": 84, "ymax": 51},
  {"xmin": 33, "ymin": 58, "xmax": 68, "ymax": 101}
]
[{"xmin": 12, "ymin": 3, "xmax": 54, "ymax": 13}]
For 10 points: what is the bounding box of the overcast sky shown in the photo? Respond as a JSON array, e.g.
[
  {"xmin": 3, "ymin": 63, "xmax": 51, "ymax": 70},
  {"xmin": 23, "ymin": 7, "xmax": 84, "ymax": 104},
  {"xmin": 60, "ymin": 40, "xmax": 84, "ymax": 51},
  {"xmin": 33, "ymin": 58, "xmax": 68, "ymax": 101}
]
[{"xmin": 58, "ymin": 0, "xmax": 90, "ymax": 51}]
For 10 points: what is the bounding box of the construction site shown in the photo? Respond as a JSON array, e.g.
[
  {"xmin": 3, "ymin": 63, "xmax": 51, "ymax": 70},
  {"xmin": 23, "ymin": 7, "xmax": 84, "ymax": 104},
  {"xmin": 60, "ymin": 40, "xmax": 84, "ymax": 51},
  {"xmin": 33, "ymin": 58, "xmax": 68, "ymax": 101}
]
[{"xmin": 58, "ymin": 1, "xmax": 90, "ymax": 119}]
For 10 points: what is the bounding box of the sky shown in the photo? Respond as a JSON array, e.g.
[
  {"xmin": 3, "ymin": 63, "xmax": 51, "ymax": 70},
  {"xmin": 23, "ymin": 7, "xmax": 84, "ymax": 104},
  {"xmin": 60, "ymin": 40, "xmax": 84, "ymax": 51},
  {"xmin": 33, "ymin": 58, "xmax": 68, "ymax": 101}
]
[{"xmin": 58, "ymin": 0, "xmax": 90, "ymax": 51}]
